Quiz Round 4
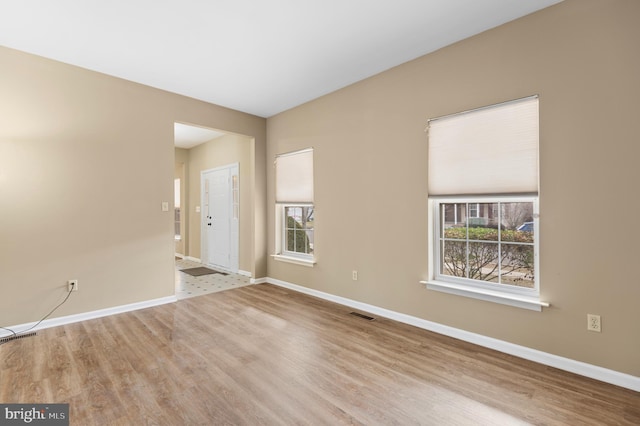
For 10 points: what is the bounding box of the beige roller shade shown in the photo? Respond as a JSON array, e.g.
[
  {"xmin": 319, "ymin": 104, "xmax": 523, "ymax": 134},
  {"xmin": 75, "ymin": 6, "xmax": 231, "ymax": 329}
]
[
  {"xmin": 428, "ymin": 96, "xmax": 539, "ymax": 195},
  {"xmin": 275, "ymin": 148, "xmax": 314, "ymax": 203}
]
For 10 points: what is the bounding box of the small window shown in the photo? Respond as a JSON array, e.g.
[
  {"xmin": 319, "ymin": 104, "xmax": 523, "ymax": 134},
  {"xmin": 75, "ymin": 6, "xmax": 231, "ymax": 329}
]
[
  {"xmin": 468, "ymin": 203, "xmax": 480, "ymax": 218},
  {"xmin": 274, "ymin": 148, "xmax": 315, "ymax": 265}
]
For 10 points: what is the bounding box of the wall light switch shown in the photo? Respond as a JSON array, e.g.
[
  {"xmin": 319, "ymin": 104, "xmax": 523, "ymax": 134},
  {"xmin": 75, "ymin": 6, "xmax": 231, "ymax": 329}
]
[
  {"xmin": 195, "ymin": 206, "xmax": 201, "ymax": 213},
  {"xmin": 161, "ymin": 202, "xmax": 169, "ymax": 212}
]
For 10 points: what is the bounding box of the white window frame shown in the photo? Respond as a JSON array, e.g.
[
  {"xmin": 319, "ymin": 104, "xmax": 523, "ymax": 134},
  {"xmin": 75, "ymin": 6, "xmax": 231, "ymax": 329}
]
[
  {"xmin": 426, "ymin": 195, "xmax": 547, "ymax": 311},
  {"xmin": 468, "ymin": 202, "xmax": 480, "ymax": 218},
  {"xmin": 282, "ymin": 204, "xmax": 314, "ymax": 258},
  {"xmin": 273, "ymin": 204, "xmax": 316, "ymax": 267}
]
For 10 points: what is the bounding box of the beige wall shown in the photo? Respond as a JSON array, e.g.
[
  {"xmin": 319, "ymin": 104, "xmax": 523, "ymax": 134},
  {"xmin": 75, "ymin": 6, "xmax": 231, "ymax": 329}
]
[
  {"xmin": 0, "ymin": 46, "xmax": 266, "ymax": 326},
  {"xmin": 266, "ymin": 0, "xmax": 640, "ymax": 376},
  {"xmin": 178, "ymin": 134, "xmax": 254, "ymax": 273}
]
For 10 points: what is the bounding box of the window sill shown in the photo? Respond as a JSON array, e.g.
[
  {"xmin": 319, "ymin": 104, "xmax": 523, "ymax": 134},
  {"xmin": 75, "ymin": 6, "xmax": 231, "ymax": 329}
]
[
  {"xmin": 421, "ymin": 280, "xmax": 549, "ymax": 312},
  {"xmin": 272, "ymin": 254, "xmax": 316, "ymax": 267}
]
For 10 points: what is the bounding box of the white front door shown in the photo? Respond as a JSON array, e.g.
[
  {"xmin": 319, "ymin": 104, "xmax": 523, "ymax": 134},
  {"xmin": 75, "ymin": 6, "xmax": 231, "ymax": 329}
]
[{"xmin": 201, "ymin": 164, "xmax": 238, "ymax": 271}]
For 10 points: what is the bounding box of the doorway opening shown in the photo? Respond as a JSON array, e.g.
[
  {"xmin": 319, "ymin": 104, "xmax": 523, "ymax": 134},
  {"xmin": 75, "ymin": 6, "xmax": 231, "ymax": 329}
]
[{"xmin": 173, "ymin": 122, "xmax": 255, "ymax": 299}]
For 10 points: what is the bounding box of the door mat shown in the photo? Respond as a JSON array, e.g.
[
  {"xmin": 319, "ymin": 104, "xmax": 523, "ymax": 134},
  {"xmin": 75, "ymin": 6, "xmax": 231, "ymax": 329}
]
[{"xmin": 180, "ymin": 267, "xmax": 229, "ymax": 277}]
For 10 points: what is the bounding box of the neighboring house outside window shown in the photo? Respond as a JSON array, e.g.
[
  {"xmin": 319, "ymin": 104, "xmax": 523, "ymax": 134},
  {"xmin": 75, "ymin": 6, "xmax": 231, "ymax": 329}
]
[{"xmin": 425, "ymin": 96, "xmax": 546, "ymax": 311}]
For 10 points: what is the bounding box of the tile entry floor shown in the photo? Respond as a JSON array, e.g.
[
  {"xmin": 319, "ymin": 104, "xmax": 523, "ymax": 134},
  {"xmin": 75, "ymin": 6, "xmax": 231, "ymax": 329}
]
[{"xmin": 175, "ymin": 258, "xmax": 251, "ymax": 300}]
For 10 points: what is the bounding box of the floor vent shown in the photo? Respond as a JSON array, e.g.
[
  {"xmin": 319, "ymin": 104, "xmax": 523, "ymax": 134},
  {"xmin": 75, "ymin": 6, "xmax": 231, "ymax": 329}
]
[
  {"xmin": 0, "ymin": 332, "xmax": 37, "ymax": 344},
  {"xmin": 349, "ymin": 312, "xmax": 375, "ymax": 321}
]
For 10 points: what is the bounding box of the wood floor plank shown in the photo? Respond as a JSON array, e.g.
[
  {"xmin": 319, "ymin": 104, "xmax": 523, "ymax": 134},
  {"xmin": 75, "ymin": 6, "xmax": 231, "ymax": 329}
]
[{"xmin": 1, "ymin": 283, "xmax": 638, "ymax": 425}]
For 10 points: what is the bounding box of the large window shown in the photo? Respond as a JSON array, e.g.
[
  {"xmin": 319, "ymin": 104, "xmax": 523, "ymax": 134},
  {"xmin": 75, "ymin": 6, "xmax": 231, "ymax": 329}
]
[
  {"xmin": 426, "ymin": 96, "xmax": 546, "ymax": 310},
  {"xmin": 274, "ymin": 148, "xmax": 315, "ymax": 265}
]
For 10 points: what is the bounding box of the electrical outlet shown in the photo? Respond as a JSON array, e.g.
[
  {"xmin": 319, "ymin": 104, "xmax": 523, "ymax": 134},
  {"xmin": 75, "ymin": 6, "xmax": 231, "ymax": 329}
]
[
  {"xmin": 352, "ymin": 270, "xmax": 358, "ymax": 281},
  {"xmin": 67, "ymin": 279, "xmax": 78, "ymax": 292},
  {"xmin": 587, "ymin": 314, "xmax": 601, "ymax": 332}
]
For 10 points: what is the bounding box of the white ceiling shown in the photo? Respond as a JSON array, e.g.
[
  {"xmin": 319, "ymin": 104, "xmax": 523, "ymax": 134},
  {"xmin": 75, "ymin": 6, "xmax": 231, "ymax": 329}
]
[
  {"xmin": 174, "ymin": 123, "xmax": 225, "ymax": 149},
  {"xmin": 0, "ymin": 0, "xmax": 562, "ymax": 119}
]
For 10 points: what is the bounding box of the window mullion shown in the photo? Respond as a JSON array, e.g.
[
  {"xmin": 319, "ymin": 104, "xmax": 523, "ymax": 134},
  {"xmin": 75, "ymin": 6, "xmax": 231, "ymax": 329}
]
[
  {"xmin": 498, "ymin": 201, "xmax": 502, "ymax": 284},
  {"xmin": 439, "ymin": 203, "xmax": 444, "ymax": 276},
  {"xmin": 465, "ymin": 203, "xmax": 470, "ymax": 279}
]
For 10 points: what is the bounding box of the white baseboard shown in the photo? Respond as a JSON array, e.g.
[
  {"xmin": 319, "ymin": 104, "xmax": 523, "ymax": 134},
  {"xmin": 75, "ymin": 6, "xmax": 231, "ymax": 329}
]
[
  {"xmin": 0, "ymin": 295, "xmax": 177, "ymax": 338},
  {"xmin": 266, "ymin": 277, "xmax": 640, "ymax": 392},
  {"xmin": 251, "ymin": 277, "xmax": 267, "ymax": 284},
  {"xmin": 184, "ymin": 256, "xmax": 201, "ymax": 263},
  {"xmin": 174, "ymin": 253, "xmax": 185, "ymax": 259},
  {"xmin": 238, "ymin": 270, "xmax": 251, "ymax": 277}
]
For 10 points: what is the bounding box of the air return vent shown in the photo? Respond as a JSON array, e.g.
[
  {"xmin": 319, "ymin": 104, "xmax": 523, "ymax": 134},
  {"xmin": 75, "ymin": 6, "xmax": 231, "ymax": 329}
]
[
  {"xmin": 0, "ymin": 332, "xmax": 37, "ymax": 344},
  {"xmin": 349, "ymin": 312, "xmax": 375, "ymax": 321}
]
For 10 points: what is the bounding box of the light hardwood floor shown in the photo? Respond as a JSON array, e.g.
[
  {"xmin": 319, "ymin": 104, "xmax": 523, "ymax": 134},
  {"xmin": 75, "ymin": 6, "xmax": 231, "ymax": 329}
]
[{"xmin": 1, "ymin": 284, "xmax": 638, "ymax": 425}]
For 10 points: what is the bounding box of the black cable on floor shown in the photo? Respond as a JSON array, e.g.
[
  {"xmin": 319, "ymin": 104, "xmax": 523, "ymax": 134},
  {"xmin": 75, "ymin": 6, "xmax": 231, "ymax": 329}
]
[{"xmin": 0, "ymin": 288, "xmax": 74, "ymax": 346}]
